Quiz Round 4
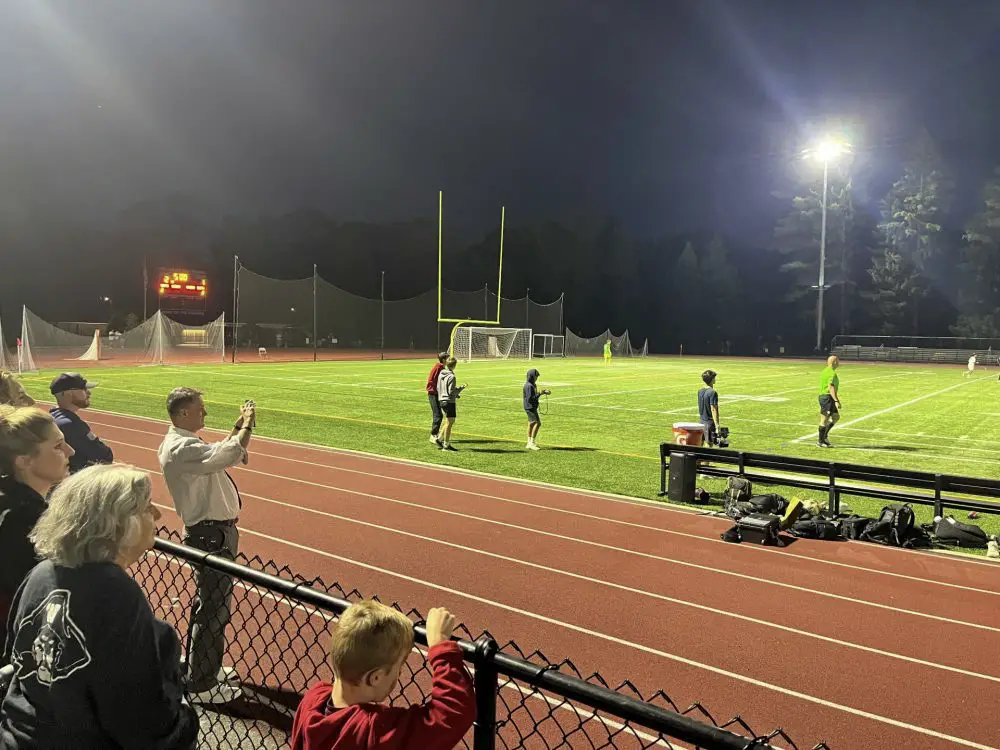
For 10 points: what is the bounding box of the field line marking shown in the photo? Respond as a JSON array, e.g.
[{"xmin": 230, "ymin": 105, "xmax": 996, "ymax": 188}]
[
  {"xmin": 791, "ymin": 376, "xmax": 990, "ymax": 444},
  {"xmin": 113, "ymin": 436, "xmax": 1000, "ymax": 632},
  {"xmin": 92, "ymin": 419, "xmax": 1000, "ymax": 597}
]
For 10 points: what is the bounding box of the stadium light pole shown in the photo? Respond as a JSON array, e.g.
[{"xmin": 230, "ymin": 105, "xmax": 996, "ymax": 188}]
[{"xmin": 804, "ymin": 137, "xmax": 850, "ymax": 352}]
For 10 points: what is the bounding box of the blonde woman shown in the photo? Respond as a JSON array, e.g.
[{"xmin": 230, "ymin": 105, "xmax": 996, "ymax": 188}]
[
  {"xmin": 0, "ymin": 406, "xmax": 73, "ymax": 653},
  {"xmin": 0, "ymin": 464, "xmax": 198, "ymax": 749},
  {"xmin": 0, "ymin": 371, "xmax": 34, "ymax": 407}
]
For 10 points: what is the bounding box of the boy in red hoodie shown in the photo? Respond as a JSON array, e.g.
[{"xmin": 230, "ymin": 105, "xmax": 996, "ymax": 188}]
[{"xmin": 291, "ymin": 601, "xmax": 476, "ymax": 750}]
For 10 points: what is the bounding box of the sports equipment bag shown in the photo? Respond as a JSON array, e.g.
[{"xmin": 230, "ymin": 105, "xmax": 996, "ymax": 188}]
[
  {"xmin": 736, "ymin": 513, "xmax": 784, "ymax": 546},
  {"xmin": 839, "ymin": 515, "xmax": 872, "ymax": 540},
  {"xmin": 723, "ymin": 477, "xmax": 753, "ymax": 520},
  {"xmin": 749, "ymin": 494, "xmax": 789, "ymax": 516},
  {"xmin": 934, "ymin": 516, "xmax": 989, "ymax": 549},
  {"xmin": 789, "ymin": 516, "xmax": 841, "ymax": 540},
  {"xmin": 863, "ymin": 504, "xmax": 916, "ymax": 547}
]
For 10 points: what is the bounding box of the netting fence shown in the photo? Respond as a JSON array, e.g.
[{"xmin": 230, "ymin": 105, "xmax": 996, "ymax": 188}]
[
  {"xmin": 0, "ymin": 314, "xmax": 14, "ymax": 371},
  {"xmin": 565, "ymin": 328, "xmax": 648, "ymax": 357},
  {"xmin": 17, "ymin": 307, "xmax": 225, "ymax": 371},
  {"xmin": 134, "ymin": 530, "xmax": 825, "ymax": 750},
  {"xmin": 233, "ymin": 260, "xmax": 565, "ymax": 361}
]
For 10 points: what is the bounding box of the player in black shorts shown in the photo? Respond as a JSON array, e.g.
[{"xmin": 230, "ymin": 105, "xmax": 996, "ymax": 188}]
[{"xmin": 523, "ymin": 368, "xmax": 550, "ymax": 451}]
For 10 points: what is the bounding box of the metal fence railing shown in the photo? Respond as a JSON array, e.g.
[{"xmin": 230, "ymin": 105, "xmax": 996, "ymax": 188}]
[
  {"xmin": 135, "ymin": 529, "xmax": 829, "ymax": 750},
  {"xmin": 658, "ymin": 442, "xmax": 1000, "ymax": 518}
]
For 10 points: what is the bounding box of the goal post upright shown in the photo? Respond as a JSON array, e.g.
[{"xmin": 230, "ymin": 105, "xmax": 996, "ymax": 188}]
[{"xmin": 437, "ymin": 190, "xmax": 509, "ymax": 355}]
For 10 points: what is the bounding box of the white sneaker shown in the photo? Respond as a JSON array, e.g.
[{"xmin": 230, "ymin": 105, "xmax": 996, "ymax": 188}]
[
  {"xmin": 188, "ymin": 682, "xmax": 243, "ymax": 705},
  {"xmin": 528, "ymin": 442, "xmax": 540, "ymax": 451},
  {"xmin": 429, "ymin": 434, "xmax": 439, "ymax": 444}
]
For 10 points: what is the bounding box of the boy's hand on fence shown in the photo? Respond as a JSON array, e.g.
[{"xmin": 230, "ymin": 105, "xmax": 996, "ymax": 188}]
[{"xmin": 425, "ymin": 607, "xmax": 457, "ymax": 648}]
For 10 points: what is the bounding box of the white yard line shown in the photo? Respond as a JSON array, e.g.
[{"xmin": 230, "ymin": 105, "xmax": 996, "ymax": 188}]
[{"xmin": 791, "ymin": 377, "xmax": 990, "ymax": 444}]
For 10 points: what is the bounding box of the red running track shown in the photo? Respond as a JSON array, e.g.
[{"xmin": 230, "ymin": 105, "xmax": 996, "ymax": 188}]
[{"xmin": 83, "ymin": 407, "xmax": 1000, "ymax": 749}]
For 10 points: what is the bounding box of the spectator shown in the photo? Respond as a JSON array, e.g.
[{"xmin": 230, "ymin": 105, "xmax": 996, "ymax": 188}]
[
  {"xmin": 0, "ymin": 464, "xmax": 198, "ymax": 750},
  {"xmin": 425, "ymin": 352, "xmax": 449, "ymax": 448},
  {"xmin": 157, "ymin": 387, "xmax": 254, "ymax": 704},
  {"xmin": 49, "ymin": 373, "xmax": 114, "ymax": 474},
  {"xmin": 436, "ymin": 357, "xmax": 465, "ymax": 452},
  {"xmin": 0, "ymin": 373, "xmax": 34, "ymax": 408},
  {"xmin": 0, "ymin": 406, "xmax": 73, "ymax": 658},
  {"xmin": 291, "ymin": 602, "xmax": 475, "ymax": 750}
]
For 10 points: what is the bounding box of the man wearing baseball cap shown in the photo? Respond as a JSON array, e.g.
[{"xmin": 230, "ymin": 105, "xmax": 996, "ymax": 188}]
[{"xmin": 49, "ymin": 373, "xmax": 114, "ymax": 474}]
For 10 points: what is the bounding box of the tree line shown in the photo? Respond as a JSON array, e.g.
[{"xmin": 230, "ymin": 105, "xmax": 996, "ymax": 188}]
[{"xmin": 3, "ymin": 128, "xmax": 1000, "ymax": 355}]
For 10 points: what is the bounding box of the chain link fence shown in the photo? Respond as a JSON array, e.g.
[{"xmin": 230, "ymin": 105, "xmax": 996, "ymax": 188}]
[{"xmin": 134, "ymin": 530, "xmax": 830, "ymax": 750}]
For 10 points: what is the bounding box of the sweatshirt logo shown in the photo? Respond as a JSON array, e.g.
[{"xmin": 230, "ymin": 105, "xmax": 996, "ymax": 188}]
[{"xmin": 12, "ymin": 589, "xmax": 92, "ymax": 687}]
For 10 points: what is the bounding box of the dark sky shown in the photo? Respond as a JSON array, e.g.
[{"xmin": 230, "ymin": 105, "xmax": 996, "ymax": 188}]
[{"xmin": 2, "ymin": 0, "xmax": 1000, "ymax": 240}]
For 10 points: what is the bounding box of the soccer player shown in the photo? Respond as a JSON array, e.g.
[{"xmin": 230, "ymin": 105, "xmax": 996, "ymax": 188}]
[
  {"xmin": 523, "ymin": 368, "xmax": 550, "ymax": 451},
  {"xmin": 966, "ymin": 354, "xmax": 976, "ymax": 378},
  {"xmin": 603, "ymin": 337, "xmax": 612, "ymax": 365},
  {"xmin": 697, "ymin": 369, "xmax": 721, "ymax": 446},
  {"xmin": 818, "ymin": 355, "xmax": 841, "ymax": 448}
]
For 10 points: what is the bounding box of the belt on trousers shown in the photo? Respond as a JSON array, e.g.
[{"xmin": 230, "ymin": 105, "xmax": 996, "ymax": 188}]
[{"xmin": 188, "ymin": 518, "xmax": 238, "ymax": 529}]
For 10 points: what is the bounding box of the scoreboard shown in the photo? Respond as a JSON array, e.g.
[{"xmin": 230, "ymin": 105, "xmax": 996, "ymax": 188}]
[{"xmin": 156, "ymin": 268, "xmax": 208, "ymax": 312}]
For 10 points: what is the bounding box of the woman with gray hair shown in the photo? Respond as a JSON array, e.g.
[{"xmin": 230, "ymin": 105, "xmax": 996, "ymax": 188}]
[{"xmin": 0, "ymin": 464, "xmax": 198, "ymax": 750}]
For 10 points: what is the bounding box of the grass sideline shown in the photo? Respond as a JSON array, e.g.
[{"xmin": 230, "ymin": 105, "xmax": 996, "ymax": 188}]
[{"xmin": 19, "ymin": 356, "xmax": 1000, "ymax": 546}]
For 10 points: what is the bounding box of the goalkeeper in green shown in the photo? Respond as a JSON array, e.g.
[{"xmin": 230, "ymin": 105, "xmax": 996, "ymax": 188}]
[{"xmin": 603, "ymin": 338, "xmax": 612, "ymax": 365}]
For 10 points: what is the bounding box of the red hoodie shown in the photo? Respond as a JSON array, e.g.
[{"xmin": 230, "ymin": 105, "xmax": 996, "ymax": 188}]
[
  {"xmin": 291, "ymin": 642, "xmax": 476, "ymax": 750},
  {"xmin": 426, "ymin": 363, "xmax": 445, "ymax": 395}
]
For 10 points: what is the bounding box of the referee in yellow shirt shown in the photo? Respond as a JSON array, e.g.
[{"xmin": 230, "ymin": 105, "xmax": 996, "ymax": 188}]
[{"xmin": 817, "ymin": 355, "xmax": 841, "ymax": 448}]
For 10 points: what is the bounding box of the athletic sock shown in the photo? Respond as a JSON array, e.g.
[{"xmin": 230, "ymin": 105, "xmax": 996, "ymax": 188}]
[{"xmin": 818, "ymin": 426, "xmax": 828, "ymax": 442}]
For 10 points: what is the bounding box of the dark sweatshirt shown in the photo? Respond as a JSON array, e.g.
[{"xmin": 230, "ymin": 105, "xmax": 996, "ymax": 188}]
[
  {"xmin": 0, "ymin": 475, "xmax": 46, "ymax": 655},
  {"xmin": 1, "ymin": 560, "xmax": 198, "ymax": 750},
  {"xmin": 523, "ymin": 369, "xmax": 540, "ymax": 411},
  {"xmin": 49, "ymin": 408, "xmax": 114, "ymax": 474},
  {"xmin": 290, "ymin": 642, "xmax": 475, "ymax": 750}
]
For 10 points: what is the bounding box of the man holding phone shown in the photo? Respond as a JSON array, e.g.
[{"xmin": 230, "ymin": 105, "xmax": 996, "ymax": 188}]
[{"xmin": 158, "ymin": 387, "xmax": 255, "ymax": 704}]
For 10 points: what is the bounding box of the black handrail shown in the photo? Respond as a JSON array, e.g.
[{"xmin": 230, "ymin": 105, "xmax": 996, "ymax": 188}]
[{"xmin": 659, "ymin": 442, "xmax": 1000, "ymax": 517}]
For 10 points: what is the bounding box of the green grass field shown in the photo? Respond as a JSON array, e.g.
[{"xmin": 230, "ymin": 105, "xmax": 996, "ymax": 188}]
[{"xmin": 18, "ymin": 355, "xmax": 1000, "ymax": 543}]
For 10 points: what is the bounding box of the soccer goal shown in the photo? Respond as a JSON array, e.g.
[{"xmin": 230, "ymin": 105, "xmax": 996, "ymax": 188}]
[
  {"xmin": 453, "ymin": 327, "xmax": 532, "ymax": 361},
  {"xmin": 533, "ymin": 333, "xmax": 564, "ymax": 358}
]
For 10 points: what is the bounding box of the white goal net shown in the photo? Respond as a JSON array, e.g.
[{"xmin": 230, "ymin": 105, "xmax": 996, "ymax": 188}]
[
  {"xmin": 532, "ymin": 333, "xmax": 564, "ymax": 358},
  {"xmin": 452, "ymin": 327, "xmax": 533, "ymax": 361},
  {"xmin": 19, "ymin": 307, "xmax": 225, "ymax": 371},
  {"xmin": 0, "ymin": 314, "xmax": 15, "ymax": 372},
  {"xmin": 564, "ymin": 328, "xmax": 647, "ymax": 357}
]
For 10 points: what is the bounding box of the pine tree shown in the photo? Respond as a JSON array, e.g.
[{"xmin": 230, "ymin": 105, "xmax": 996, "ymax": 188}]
[
  {"xmin": 699, "ymin": 236, "xmax": 741, "ymax": 351},
  {"xmin": 953, "ymin": 168, "xmax": 1000, "ymax": 337},
  {"xmin": 773, "ymin": 162, "xmax": 855, "ymax": 346},
  {"xmin": 869, "ymin": 129, "xmax": 953, "ymax": 334}
]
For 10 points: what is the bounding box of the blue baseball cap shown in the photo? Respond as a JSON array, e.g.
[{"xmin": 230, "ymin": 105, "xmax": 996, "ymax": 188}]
[{"xmin": 50, "ymin": 373, "xmax": 98, "ymax": 395}]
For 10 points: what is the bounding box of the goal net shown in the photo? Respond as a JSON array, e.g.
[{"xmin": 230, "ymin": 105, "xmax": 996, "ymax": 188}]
[
  {"xmin": 452, "ymin": 327, "xmax": 532, "ymax": 361},
  {"xmin": 19, "ymin": 307, "xmax": 226, "ymax": 371},
  {"xmin": 532, "ymin": 333, "xmax": 564, "ymax": 358},
  {"xmin": 0, "ymin": 314, "xmax": 15, "ymax": 371},
  {"xmin": 565, "ymin": 328, "xmax": 645, "ymax": 357}
]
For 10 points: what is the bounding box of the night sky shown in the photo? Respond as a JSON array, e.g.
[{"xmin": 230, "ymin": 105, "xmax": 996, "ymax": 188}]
[{"xmin": 2, "ymin": 0, "xmax": 1000, "ymax": 241}]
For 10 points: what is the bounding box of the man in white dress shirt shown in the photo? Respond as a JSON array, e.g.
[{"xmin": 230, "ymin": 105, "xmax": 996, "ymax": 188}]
[{"xmin": 158, "ymin": 387, "xmax": 255, "ymax": 704}]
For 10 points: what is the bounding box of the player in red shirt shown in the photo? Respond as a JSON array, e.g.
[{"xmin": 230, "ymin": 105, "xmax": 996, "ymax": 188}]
[
  {"xmin": 425, "ymin": 352, "xmax": 449, "ymax": 447},
  {"xmin": 291, "ymin": 601, "xmax": 475, "ymax": 750}
]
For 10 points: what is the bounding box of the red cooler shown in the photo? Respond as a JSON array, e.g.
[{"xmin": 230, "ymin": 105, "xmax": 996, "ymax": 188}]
[{"xmin": 672, "ymin": 422, "xmax": 705, "ymax": 447}]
